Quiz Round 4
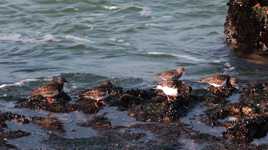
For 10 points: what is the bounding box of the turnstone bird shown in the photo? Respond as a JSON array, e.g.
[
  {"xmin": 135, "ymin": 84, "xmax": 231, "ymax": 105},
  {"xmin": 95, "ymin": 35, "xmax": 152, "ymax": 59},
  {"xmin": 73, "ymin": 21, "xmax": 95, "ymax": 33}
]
[
  {"xmin": 31, "ymin": 76, "xmax": 67, "ymax": 104},
  {"xmin": 79, "ymin": 81, "xmax": 113, "ymax": 103},
  {"xmin": 158, "ymin": 67, "xmax": 185, "ymax": 81},
  {"xmin": 156, "ymin": 80, "xmax": 181, "ymax": 101},
  {"xmin": 199, "ymin": 74, "xmax": 236, "ymax": 88}
]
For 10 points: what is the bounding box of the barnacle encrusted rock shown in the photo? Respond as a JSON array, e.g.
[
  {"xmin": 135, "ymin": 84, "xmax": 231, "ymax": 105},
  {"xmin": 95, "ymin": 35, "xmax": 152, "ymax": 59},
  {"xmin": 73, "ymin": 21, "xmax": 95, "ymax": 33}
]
[{"xmin": 225, "ymin": 0, "xmax": 268, "ymax": 55}]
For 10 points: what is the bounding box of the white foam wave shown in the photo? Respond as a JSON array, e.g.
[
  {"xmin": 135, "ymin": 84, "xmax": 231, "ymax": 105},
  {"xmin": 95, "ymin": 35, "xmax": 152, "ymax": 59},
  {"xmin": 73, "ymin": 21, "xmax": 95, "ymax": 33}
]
[
  {"xmin": 0, "ymin": 33, "xmax": 61, "ymax": 43},
  {"xmin": 0, "ymin": 78, "xmax": 39, "ymax": 89},
  {"xmin": 103, "ymin": 5, "xmax": 119, "ymax": 10},
  {"xmin": 146, "ymin": 52, "xmax": 206, "ymax": 62},
  {"xmin": 146, "ymin": 51, "xmax": 227, "ymax": 63},
  {"xmin": 64, "ymin": 35, "xmax": 93, "ymax": 43}
]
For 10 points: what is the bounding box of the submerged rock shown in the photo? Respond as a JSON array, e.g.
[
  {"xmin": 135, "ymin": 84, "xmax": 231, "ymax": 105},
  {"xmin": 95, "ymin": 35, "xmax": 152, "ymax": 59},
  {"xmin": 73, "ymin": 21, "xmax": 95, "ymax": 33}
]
[
  {"xmin": 78, "ymin": 114, "xmax": 112, "ymax": 129},
  {"xmin": 32, "ymin": 116, "xmax": 65, "ymax": 133},
  {"xmin": 0, "ymin": 130, "xmax": 30, "ymax": 140}
]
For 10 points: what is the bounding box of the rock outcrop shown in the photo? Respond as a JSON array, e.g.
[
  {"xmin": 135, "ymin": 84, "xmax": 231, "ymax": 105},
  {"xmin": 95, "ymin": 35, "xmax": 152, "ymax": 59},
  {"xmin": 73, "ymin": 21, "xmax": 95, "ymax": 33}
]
[{"xmin": 225, "ymin": 0, "xmax": 268, "ymax": 56}]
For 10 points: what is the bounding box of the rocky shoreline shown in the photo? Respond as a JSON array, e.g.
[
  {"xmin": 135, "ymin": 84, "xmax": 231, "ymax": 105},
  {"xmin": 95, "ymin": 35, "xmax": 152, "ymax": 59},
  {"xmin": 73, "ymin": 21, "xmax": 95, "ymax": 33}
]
[{"xmin": 1, "ymin": 72, "xmax": 268, "ymax": 149}]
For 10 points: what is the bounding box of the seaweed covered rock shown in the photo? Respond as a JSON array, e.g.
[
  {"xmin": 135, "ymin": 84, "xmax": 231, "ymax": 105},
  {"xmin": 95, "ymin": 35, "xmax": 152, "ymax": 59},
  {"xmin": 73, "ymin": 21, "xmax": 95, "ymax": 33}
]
[
  {"xmin": 225, "ymin": 0, "xmax": 268, "ymax": 55},
  {"xmin": 223, "ymin": 115, "xmax": 268, "ymax": 142},
  {"xmin": 15, "ymin": 92, "xmax": 77, "ymax": 113},
  {"xmin": 128, "ymin": 83, "xmax": 194, "ymax": 122},
  {"xmin": 0, "ymin": 112, "xmax": 64, "ymax": 133},
  {"xmin": 15, "ymin": 76, "xmax": 76, "ymax": 113},
  {"xmin": 110, "ymin": 88, "xmax": 157, "ymax": 110},
  {"xmin": 203, "ymin": 103, "xmax": 259, "ymax": 126},
  {"xmin": 240, "ymin": 81, "xmax": 268, "ymax": 113}
]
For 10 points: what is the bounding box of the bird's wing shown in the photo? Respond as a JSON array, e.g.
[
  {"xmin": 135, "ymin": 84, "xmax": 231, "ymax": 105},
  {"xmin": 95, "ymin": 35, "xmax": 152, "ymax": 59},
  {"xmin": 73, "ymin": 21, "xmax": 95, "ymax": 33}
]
[{"xmin": 32, "ymin": 84, "xmax": 59, "ymax": 97}]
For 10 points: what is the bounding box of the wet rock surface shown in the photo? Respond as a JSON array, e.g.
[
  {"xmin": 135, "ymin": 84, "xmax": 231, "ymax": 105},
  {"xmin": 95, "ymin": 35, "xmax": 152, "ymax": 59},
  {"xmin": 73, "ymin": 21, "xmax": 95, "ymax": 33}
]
[
  {"xmin": 15, "ymin": 92, "xmax": 76, "ymax": 113},
  {"xmin": 200, "ymin": 80, "xmax": 268, "ymax": 144},
  {"xmin": 0, "ymin": 111, "xmax": 67, "ymax": 149},
  {"xmin": 224, "ymin": 0, "xmax": 267, "ymax": 55},
  {"xmin": 225, "ymin": 0, "xmax": 268, "ymax": 56},
  {"xmin": 224, "ymin": 115, "xmax": 268, "ymax": 142},
  {"xmin": 2, "ymin": 75, "xmax": 268, "ymax": 149},
  {"xmin": 78, "ymin": 114, "xmax": 112, "ymax": 129}
]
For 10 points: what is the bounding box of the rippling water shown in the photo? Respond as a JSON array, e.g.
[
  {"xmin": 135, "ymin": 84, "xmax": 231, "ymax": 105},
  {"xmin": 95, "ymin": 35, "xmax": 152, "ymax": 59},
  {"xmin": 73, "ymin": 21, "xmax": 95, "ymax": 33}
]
[
  {"xmin": 1, "ymin": 0, "xmax": 268, "ymax": 84},
  {"xmin": 0, "ymin": 0, "xmax": 236, "ymax": 82}
]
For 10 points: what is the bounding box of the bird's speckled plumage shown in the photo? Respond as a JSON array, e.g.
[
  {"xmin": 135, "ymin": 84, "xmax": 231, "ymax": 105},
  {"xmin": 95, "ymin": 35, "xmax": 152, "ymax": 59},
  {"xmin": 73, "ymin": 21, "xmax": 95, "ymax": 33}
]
[
  {"xmin": 158, "ymin": 67, "xmax": 185, "ymax": 81},
  {"xmin": 31, "ymin": 76, "xmax": 67, "ymax": 103},
  {"xmin": 156, "ymin": 77, "xmax": 183, "ymax": 101},
  {"xmin": 199, "ymin": 74, "xmax": 231, "ymax": 87},
  {"xmin": 79, "ymin": 81, "xmax": 114, "ymax": 102}
]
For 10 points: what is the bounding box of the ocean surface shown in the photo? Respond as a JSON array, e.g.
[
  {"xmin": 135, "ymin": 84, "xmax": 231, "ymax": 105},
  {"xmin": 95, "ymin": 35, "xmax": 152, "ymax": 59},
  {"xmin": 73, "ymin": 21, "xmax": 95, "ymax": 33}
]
[
  {"xmin": 1, "ymin": 0, "xmax": 268, "ymax": 149},
  {"xmin": 1, "ymin": 0, "xmax": 268, "ymax": 85}
]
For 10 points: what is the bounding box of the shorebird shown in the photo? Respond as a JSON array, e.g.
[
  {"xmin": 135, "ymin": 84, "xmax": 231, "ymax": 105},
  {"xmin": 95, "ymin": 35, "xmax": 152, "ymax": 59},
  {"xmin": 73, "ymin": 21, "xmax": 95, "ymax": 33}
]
[
  {"xmin": 199, "ymin": 74, "xmax": 236, "ymax": 88},
  {"xmin": 158, "ymin": 67, "xmax": 185, "ymax": 81},
  {"xmin": 156, "ymin": 80, "xmax": 181, "ymax": 101},
  {"xmin": 31, "ymin": 76, "xmax": 67, "ymax": 104},
  {"xmin": 79, "ymin": 81, "xmax": 113, "ymax": 103}
]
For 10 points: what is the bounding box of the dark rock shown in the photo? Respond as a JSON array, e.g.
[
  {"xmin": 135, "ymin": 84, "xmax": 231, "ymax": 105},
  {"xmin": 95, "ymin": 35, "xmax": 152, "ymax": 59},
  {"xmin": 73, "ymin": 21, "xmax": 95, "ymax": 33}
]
[
  {"xmin": 240, "ymin": 81, "xmax": 268, "ymax": 113},
  {"xmin": 223, "ymin": 115, "xmax": 268, "ymax": 142},
  {"xmin": 76, "ymin": 98, "xmax": 103, "ymax": 114},
  {"xmin": 0, "ymin": 130, "xmax": 30, "ymax": 140},
  {"xmin": 15, "ymin": 92, "xmax": 77, "ymax": 113},
  {"xmin": 225, "ymin": 0, "xmax": 268, "ymax": 55},
  {"xmin": 207, "ymin": 86, "xmax": 235, "ymax": 97},
  {"xmin": 203, "ymin": 103, "xmax": 258, "ymax": 127},
  {"xmin": 32, "ymin": 116, "xmax": 65, "ymax": 133},
  {"xmin": 128, "ymin": 94, "xmax": 196, "ymax": 122},
  {"xmin": 105, "ymin": 88, "xmax": 157, "ymax": 111}
]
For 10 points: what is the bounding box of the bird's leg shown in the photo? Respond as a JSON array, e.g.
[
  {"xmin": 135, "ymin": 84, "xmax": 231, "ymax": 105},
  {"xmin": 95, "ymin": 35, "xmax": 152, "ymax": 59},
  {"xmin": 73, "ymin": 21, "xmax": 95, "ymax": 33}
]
[
  {"xmin": 47, "ymin": 97, "xmax": 55, "ymax": 104},
  {"xmin": 167, "ymin": 96, "xmax": 170, "ymax": 102}
]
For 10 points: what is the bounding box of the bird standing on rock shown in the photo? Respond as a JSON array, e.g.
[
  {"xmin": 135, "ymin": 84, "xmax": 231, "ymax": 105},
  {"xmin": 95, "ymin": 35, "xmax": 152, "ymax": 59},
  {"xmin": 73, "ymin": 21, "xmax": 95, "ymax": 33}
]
[
  {"xmin": 31, "ymin": 76, "xmax": 67, "ymax": 104},
  {"xmin": 156, "ymin": 67, "xmax": 185, "ymax": 101},
  {"xmin": 79, "ymin": 81, "xmax": 114, "ymax": 103},
  {"xmin": 199, "ymin": 74, "xmax": 237, "ymax": 88}
]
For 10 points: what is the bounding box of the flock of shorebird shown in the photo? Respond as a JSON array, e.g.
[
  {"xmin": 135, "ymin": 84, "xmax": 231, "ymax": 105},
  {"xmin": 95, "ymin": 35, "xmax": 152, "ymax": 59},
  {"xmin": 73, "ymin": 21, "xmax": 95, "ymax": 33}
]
[{"xmin": 30, "ymin": 67, "xmax": 237, "ymax": 104}]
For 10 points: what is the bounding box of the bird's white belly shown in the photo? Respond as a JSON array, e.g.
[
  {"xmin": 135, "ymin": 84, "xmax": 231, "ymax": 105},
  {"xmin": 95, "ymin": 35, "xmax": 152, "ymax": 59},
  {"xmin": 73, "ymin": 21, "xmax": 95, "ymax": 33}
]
[
  {"xmin": 84, "ymin": 92, "xmax": 109, "ymax": 101},
  {"xmin": 209, "ymin": 80, "xmax": 227, "ymax": 87},
  {"xmin": 156, "ymin": 85, "xmax": 178, "ymax": 96},
  {"xmin": 209, "ymin": 83, "xmax": 223, "ymax": 87},
  {"xmin": 43, "ymin": 90, "xmax": 59, "ymax": 97}
]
